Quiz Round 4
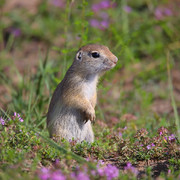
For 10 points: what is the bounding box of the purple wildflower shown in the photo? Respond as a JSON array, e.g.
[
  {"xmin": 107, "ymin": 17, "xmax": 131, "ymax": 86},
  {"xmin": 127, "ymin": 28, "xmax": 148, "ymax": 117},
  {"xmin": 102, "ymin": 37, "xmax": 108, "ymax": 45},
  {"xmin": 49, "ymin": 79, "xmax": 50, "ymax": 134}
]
[
  {"xmin": 104, "ymin": 164, "xmax": 119, "ymax": 180},
  {"xmin": 154, "ymin": 7, "xmax": 172, "ymax": 20},
  {"xmin": 123, "ymin": 6, "xmax": 132, "ymax": 13},
  {"xmin": 124, "ymin": 162, "xmax": 138, "ymax": 176},
  {"xmin": 119, "ymin": 132, "xmax": 122, "ymax": 137},
  {"xmin": 89, "ymin": 19, "xmax": 100, "ymax": 28},
  {"xmin": 168, "ymin": 134, "xmax": 176, "ymax": 141},
  {"xmin": 14, "ymin": 112, "xmax": 24, "ymax": 122},
  {"xmin": 39, "ymin": 167, "xmax": 51, "ymax": 180},
  {"xmin": 97, "ymin": 163, "xmax": 119, "ymax": 180},
  {"xmin": 100, "ymin": 20, "xmax": 109, "ymax": 29},
  {"xmin": 50, "ymin": 0, "xmax": 65, "ymax": 8},
  {"xmin": 123, "ymin": 126, "xmax": 127, "ymax": 130},
  {"xmin": 97, "ymin": 168, "xmax": 105, "ymax": 176},
  {"xmin": 147, "ymin": 145, "xmax": 151, "ymax": 150},
  {"xmin": 146, "ymin": 143, "xmax": 155, "ymax": 149},
  {"xmin": 10, "ymin": 28, "xmax": 21, "ymax": 37},
  {"xmin": 85, "ymin": 157, "xmax": 90, "ymax": 161},
  {"xmin": 91, "ymin": 0, "xmax": 116, "ymax": 31},
  {"xmin": 51, "ymin": 170, "xmax": 66, "ymax": 180},
  {"xmin": 71, "ymin": 172, "xmax": 76, "ymax": 179},
  {"xmin": 99, "ymin": 0, "xmax": 111, "ymax": 9},
  {"xmin": 155, "ymin": 8, "xmax": 163, "ymax": 20},
  {"xmin": 92, "ymin": 0, "xmax": 116, "ymax": 12},
  {"xmin": 55, "ymin": 159, "xmax": 60, "ymax": 165},
  {"xmin": 71, "ymin": 172, "xmax": 89, "ymax": 180},
  {"xmin": 39, "ymin": 168, "xmax": 66, "ymax": 180},
  {"xmin": 164, "ymin": 8, "xmax": 172, "ymax": 16},
  {"xmin": 0, "ymin": 117, "xmax": 5, "ymax": 125},
  {"xmin": 76, "ymin": 172, "xmax": 89, "ymax": 180},
  {"xmin": 19, "ymin": 118, "xmax": 24, "ymax": 122}
]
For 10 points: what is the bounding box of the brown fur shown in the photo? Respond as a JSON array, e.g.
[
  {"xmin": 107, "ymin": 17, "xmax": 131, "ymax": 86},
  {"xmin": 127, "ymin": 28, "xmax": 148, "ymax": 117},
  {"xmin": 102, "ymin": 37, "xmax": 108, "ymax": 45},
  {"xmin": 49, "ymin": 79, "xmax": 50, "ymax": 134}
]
[{"xmin": 47, "ymin": 44, "xmax": 118, "ymax": 143}]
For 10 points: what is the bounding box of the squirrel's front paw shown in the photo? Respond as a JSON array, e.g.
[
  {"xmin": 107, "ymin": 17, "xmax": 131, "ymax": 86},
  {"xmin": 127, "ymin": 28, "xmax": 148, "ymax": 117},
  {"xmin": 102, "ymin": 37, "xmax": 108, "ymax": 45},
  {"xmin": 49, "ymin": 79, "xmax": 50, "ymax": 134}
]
[{"xmin": 84, "ymin": 108, "xmax": 95, "ymax": 123}]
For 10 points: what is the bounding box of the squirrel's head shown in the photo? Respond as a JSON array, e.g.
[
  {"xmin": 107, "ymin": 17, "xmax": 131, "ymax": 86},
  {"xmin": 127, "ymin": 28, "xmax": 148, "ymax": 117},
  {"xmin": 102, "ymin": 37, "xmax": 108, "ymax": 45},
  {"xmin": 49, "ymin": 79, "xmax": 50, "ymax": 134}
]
[{"xmin": 74, "ymin": 44, "xmax": 118, "ymax": 74}]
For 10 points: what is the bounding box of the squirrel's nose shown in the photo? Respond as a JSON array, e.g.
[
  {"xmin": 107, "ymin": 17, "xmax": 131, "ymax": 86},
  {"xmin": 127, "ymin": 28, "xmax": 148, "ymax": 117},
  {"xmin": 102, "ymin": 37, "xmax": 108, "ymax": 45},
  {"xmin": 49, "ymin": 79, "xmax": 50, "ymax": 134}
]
[{"xmin": 113, "ymin": 56, "xmax": 118, "ymax": 64}]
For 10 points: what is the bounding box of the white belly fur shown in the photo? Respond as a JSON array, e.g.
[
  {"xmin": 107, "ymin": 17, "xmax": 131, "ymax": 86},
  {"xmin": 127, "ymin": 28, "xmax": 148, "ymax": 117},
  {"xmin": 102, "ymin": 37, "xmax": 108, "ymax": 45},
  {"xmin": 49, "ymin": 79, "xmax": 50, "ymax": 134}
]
[{"xmin": 83, "ymin": 75, "xmax": 97, "ymax": 100}]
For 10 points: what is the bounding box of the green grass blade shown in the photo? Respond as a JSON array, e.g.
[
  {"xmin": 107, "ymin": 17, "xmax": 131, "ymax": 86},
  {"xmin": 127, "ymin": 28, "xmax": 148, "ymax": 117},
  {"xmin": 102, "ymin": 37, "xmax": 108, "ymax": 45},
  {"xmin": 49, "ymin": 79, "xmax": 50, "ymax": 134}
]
[{"xmin": 166, "ymin": 50, "xmax": 180, "ymax": 139}]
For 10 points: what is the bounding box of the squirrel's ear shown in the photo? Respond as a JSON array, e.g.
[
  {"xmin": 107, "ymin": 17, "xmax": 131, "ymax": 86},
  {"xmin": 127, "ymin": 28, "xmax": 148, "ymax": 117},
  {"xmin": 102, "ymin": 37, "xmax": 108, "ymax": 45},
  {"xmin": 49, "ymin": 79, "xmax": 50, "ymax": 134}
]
[{"xmin": 76, "ymin": 51, "xmax": 82, "ymax": 61}]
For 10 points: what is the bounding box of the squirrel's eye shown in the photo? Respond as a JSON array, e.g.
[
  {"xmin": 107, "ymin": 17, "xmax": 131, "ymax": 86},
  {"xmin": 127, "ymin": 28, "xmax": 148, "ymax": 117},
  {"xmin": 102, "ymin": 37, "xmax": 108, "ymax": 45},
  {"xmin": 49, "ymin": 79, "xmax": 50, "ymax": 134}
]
[{"xmin": 91, "ymin": 52, "xmax": 100, "ymax": 58}]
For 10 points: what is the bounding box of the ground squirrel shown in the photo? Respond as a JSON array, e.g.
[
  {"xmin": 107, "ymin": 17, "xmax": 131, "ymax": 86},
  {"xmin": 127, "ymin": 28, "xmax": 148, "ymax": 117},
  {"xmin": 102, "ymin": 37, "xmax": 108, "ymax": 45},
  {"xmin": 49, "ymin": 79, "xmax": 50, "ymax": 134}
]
[{"xmin": 47, "ymin": 44, "xmax": 118, "ymax": 143}]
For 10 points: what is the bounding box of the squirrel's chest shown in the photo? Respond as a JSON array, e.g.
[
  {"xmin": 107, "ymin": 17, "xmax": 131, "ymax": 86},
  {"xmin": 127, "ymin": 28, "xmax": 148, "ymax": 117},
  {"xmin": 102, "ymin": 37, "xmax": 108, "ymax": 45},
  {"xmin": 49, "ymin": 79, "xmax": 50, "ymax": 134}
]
[{"xmin": 82, "ymin": 77, "xmax": 97, "ymax": 100}]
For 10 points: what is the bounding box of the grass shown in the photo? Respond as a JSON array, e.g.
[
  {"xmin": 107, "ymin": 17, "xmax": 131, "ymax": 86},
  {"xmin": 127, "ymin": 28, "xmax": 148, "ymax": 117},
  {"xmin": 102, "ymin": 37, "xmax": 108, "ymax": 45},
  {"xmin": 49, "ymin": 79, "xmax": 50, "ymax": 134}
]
[{"xmin": 0, "ymin": 0, "xmax": 180, "ymax": 179}]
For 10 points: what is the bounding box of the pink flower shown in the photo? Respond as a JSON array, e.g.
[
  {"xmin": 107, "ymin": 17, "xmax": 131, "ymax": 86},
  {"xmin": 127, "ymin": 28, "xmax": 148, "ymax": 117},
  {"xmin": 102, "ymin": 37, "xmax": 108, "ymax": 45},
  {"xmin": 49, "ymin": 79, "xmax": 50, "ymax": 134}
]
[
  {"xmin": 92, "ymin": 0, "xmax": 116, "ymax": 12},
  {"xmin": 39, "ymin": 168, "xmax": 51, "ymax": 180},
  {"xmin": 89, "ymin": 19, "xmax": 109, "ymax": 30},
  {"xmin": 55, "ymin": 159, "xmax": 60, "ymax": 165},
  {"xmin": 123, "ymin": 126, "xmax": 127, "ymax": 130},
  {"xmin": 168, "ymin": 169, "xmax": 171, "ymax": 174},
  {"xmin": 155, "ymin": 8, "xmax": 163, "ymax": 20},
  {"xmin": 154, "ymin": 7, "xmax": 172, "ymax": 20},
  {"xmin": 123, "ymin": 6, "xmax": 132, "ymax": 13},
  {"xmin": 51, "ymin": 171, "xmax": 66, "ymax": 180},
  {"xmin": 164, "ymin": 8, "xmax": 172, "ymax": 16},
  {"xmin": 100, "ymin": 20, "xmax": 109, "ymax": 29},
  {"xmin": 71, "ymin": 172, "xmax": 89, "ymax": 180},
  {"xmin": 97, "ymin": 168, "xmax": 104, "ymax": 176},
  {"xmin": 168, "ymin": 134, "xmax": 175, "ymax": 141},
  {"xmin": 99, "ymin": 0, "xmax": 111, "ymax": 9},
  {"xmin": 10, "ymin": 28, "xmax": 21, "ymax": 37},
  {"xmin": 0, "ymin": 117, "xmax": 5, "ymax": 125},
  {"xmin": 77, "ymin": 172, "xmax": 89, "ymax": 180},
  {"xmin": 13, "ymin": 112, "xmax": 24, "ymax": 122},
  {"xmin": 124, "ymin": 162, "xmax": 138, "ymax": 176},
  {"xmin": 97, "ymin": 164, "xmax": 119, "ymax": 180},
  {"xmin": 119, "ymin": 132, "xmax": 122, "ymax": 137},
  {"xmin": 104, "ymin": 164, "xmax": 119, "ymax": 180},
  {"xmin": 89, "ymin": 19, "xmax": 100, "ymax": 28},
  {"xmin": 39, "ymin": 168, "xmax": 66, "ymax": 180},
  {"xmin": 146, "ymin": 145, "xmax": 151, "ymax": 150},
  {"xmin": 50, "ymin": 0, "xmax": 65, "ymax": 8},
  {"xmin": 147, "ymin": 143, "xmax": 155, "ymax": 150}
]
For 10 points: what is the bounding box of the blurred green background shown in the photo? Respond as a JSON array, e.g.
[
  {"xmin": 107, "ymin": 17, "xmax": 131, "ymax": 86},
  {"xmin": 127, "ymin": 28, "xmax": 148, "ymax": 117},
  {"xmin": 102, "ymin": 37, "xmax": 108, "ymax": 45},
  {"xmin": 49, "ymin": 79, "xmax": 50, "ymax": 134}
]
[{"xmin": 0, "ymin": 0, "xmax": 180, "ymax": 135}]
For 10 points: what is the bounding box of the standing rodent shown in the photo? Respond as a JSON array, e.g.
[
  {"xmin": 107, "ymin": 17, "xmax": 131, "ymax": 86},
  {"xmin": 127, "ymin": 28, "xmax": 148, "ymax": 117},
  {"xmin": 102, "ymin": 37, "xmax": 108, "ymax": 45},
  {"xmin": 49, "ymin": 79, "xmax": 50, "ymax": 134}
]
[{"xmin": 47, "ymin": 44, "xmax": 118, "ymax": 143}]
